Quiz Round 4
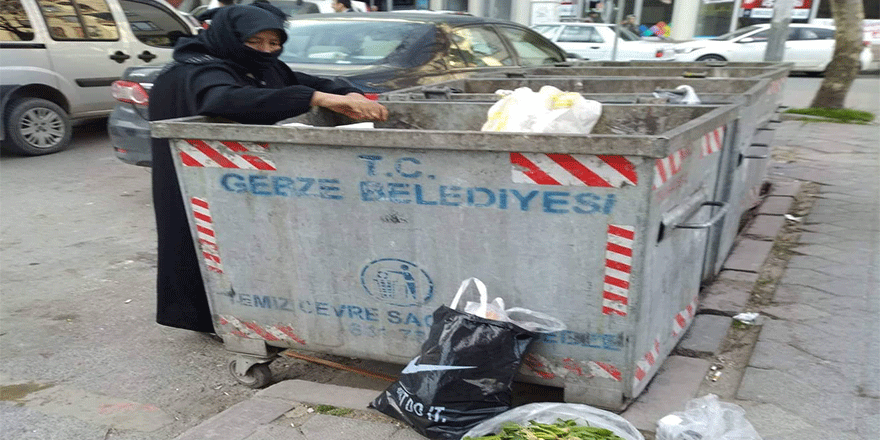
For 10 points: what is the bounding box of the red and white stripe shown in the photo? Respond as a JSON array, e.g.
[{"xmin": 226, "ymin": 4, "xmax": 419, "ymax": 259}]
[
  {"xmin": 589, "ymin": 361, "xmax": 623, "ymax": 382},
  {"xmin": 602, "ymin": 224, "xmax": 635, "ymax": 316},
  {"xmin": 178, "ymin": 139, "xmax": 276, "ymax": 170},
  {"xmin": 560, "ymin": 358, "xmax": 623, "ymax": 382},
  {"xmin": 672, "ymin": 296, "xmax": 698, "ymax": 337},
  {"xmin": 633, "ymin": 336, "xmax": 661, "ymax": 390},
  {"xmin": 510, "ymin": 153, "xmax": 638, "ymax": 187},
  {"xmin": 701, "ymin": 126, "xmax": 725, "ymax": 157},
  {"xmin": 218, "ymin": 315, "xmax": 307, "ymax": 345},
  {"xmin": 191, "ymin": 197, "xmax": 223, "ymax": 274},
  {"xmin": 652, "ymin": 147, "xmax": 690, "ymax": 189}
]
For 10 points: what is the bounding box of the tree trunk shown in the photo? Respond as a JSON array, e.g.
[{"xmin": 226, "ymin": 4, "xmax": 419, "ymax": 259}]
[{"xmin": 810, "ymin": 0, "xmax": 865, "ymax": 108}]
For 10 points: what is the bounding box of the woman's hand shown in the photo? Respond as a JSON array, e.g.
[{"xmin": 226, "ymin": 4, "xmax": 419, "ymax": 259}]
[{"xmin": 311, "ymin": 92, "xmax": 389, "ymax": 121}]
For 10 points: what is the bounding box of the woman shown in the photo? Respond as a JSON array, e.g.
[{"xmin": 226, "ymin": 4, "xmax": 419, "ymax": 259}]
[{"xmin": 150, "ymin": 5, "xmax": 387, "ymax": 333}]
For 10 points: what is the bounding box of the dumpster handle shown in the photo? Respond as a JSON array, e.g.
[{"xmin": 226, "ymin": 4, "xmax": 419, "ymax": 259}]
[
  {"xmin": 675, "ymin": 201, "xmax": 729, "ymax": 229},
  {"xmin": 741, "ymin": 145, "xmax": 770, "ymax": 160},
  {"xmin": 422, "ymin": 87, "xmax": 459, "ymax": 99}
]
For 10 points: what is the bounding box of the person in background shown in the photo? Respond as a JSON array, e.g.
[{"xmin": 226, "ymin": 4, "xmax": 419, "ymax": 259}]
[
  {"xmin": 621, "ymin": 14, "xmax": 639, "ymax": 35},
  {"xmin": 332, "ymin": 0, "xmax": 353, "ymax": 12},
  {"xmin": 149, "ymin": 5, "xmax": 387, "ymax": 333},
  {"xmin": 586, "ymin": 10, "xmax": 601, "ymax": 23}
]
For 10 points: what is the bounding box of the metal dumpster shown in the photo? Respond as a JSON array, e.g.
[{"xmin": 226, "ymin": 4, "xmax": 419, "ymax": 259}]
[
  {"xmin": 383, "ymin": 74, "xmax": 789, "ymax": 281},
  {"xmin": 477, "ymin": 65, "xmax": 790, "ymax": 81},
  {"xmin": 151, "ymin": 100, "xmax": 741, "ymax": 410}
]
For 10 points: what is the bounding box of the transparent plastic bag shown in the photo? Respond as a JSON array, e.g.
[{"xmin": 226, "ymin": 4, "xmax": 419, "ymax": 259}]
[
  {"xmin": 462, "ymin": 402, "xmax": 644, "ymax": 440},
  {"xmin": 481, "ymin": 86, "xmax": 602, "ymax": 134},
  {"xmin": 455, "ymin": 278, "xmax": 566, "ymax": 333},
  {"xmin": 656, "ymin": 394, "xmax": 761, "ymax": 440},
  {"xmin": 652, "ymin": 85, "xmax": 702, "ymax": 105}
]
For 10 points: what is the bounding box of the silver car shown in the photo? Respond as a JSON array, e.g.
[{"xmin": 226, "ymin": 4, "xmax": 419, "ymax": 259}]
[{"xmin": 0, "ymin": 0, "xmax": 200, "ymax": 156}]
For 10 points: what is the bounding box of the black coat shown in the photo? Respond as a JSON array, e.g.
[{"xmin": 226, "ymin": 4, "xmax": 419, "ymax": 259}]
[{"xmin": 150, "ymin": 5, "xmax": 359, "ymax": 332}]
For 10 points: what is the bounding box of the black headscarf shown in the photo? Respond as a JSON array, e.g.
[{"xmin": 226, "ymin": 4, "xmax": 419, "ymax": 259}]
[{"xmin": 174, "ymin": 5, "xmax": 287, "ymax": 75}]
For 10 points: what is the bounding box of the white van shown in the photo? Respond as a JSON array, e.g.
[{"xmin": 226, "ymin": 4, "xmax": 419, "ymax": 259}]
[{"xmin": 0, "ymin": 0, "xmax": 201, "ymax": 155}]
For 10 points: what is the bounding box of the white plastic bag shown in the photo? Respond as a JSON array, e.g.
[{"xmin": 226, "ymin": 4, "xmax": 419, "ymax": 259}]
[
  {"xmin": 481, "ymin": 86, "xmax": 602, "ymax": 134},
  {"xmin": 656, "ymin": 394, "xmax": 761, "ymax": 440},
  {"xmin": 462, "ymin": 402, "xmax": 644, "ymax": 440},
  {"xmin": 451, "ymin": 278, "xmax": 566, "ymax": 333}
]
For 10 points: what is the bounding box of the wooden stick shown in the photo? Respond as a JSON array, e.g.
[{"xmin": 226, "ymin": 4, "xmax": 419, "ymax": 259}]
[{"xmin": 281, "ymin": 350, "xmax": 397, "ymax": 382}]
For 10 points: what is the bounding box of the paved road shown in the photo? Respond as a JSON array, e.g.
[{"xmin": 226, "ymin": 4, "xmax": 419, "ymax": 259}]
[
  {"xmin": 0, "ymin": 121, "xmax": 260, "ymax": 440},
  {"xmin": 0, "ymin": 75, "xmax": 876, "ymax": 439}
]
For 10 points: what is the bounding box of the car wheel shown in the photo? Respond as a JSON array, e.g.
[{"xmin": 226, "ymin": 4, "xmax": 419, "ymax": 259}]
[
  {"xmin": 3, "ymin": 98, "xmax": 72, "ymax": 156},
  {"xmin": 696, "ymin": 54, "xmax": 727, "ymax": 62}
]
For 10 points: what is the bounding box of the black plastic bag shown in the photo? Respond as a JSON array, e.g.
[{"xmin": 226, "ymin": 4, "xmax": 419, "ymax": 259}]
[{"xmin": 370, "ymin": 278, "xmax": 539, "ymax": 440}]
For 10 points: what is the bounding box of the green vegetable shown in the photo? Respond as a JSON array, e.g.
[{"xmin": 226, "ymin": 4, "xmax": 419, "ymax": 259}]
[{"xmin": 463, "ymin": 418, "xmax": 626, "ymax": 440}]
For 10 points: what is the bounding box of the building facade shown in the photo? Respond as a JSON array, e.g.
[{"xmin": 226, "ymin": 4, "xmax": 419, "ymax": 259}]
[{"xmin": 410, "ymin": 0, "xmax": 878, "ymax": 40}]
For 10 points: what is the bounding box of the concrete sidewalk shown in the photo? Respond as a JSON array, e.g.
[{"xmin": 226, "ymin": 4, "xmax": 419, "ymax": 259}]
[{"xmin": 174, "ymin": 120, "xmax": 879, "ymax": 440}]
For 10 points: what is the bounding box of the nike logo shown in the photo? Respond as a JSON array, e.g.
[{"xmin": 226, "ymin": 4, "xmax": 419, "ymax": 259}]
[{"xmin": 400, "ymin": 356, "xmax": 477, "ymax": 374}]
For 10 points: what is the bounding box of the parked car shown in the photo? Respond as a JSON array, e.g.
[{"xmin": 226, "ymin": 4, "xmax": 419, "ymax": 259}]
[
  {"xmin": 531, "ymin": 22, "xmax": 675, "ymax": 61},
  {"xmin": 280, "ymin": 13, "xmax": 569, "ymax": 92},
  {"xmin": 672, "ymin": 23, "xmax": 874, "ymax": 73},
  {"xmin": 109, "ymin": 12, "xmax": 570, "ymax": 166},
  {"xmin": 0, "ymin": 0, "xmax": 201, "ymax": 156}
]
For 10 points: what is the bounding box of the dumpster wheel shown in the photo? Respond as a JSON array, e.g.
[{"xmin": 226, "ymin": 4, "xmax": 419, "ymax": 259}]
[{"xmin": 228, "ymin": 359, "xmax": 272, "ymax": 389}]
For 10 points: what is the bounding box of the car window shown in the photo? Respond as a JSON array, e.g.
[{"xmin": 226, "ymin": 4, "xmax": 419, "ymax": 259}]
[
  {"xmin": 797, "ymin": 28, "xmax": 820, "ymax": 40},
  {"xmin": 713, "ymin": 25, "xmax": 762, "ymax": 41},
  {"xmin": 748, "ymin": 31, "xmax": 768, "ymax": 42},
  {"xmin": 531, "ymin": 25, "xmax": 559, "ymax": 38},
  {"xmin": 36, "ymin": 0, "xmax": 119, "ymax": 41},
  {"xmin": 495, "ymin": 25, "xmax": 563, "ymax": 67},
  {"xmin": 749, "ymin": 29, "xmax": 797, "ymax": 42},
  {"xmin": 451, "ymin": 25, "xmax": 513, "ymax": 67},
  {"xmin": 121, "ymin": 0, "xmax": 192, "ymax": 48},
  {"xmin": 801, "ymin": 28, "xmax": 834, "ymax": 40},
  {"xmin": 812, "ymin": 28, "xmax": 834, "ymax": 39},
  {"xmin": 0, "ymin": 0, "xmax": 34, "ymax": 41},
  {"xmin": 281, "ymin": 20, "xmax": 430, "ymax": 65},
  {"xmin": 558, "ymin": 25, "xmax": 603, "ymax": 43},
  {"xmin": 612, "ymin": 25, "xmax": 641, "ymax": 42}
]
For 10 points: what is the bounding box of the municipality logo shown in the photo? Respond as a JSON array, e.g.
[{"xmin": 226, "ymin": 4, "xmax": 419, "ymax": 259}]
[
  {"xmin": 400, "ymin": 356, "xmax": 477, "ymax": 375},
  {"xmin": 361, "ymin": 258, "xmax": 434, "ymax": 307}
]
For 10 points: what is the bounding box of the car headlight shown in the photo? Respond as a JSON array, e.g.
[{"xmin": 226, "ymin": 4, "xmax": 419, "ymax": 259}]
[{"xmin": 674, "ymin": 47, "xmax": 702, "ymax": 54}]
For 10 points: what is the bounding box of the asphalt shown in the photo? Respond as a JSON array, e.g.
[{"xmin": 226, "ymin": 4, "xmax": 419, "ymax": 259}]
[{"xmin": 173, "ymin": 119, "xmax": 879, "ymax": 440}]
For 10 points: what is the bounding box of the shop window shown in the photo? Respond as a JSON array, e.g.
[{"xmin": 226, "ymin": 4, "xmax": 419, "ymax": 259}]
[{"xmin": 817, "ymin": 0, "xmax": 878, "ymax": 19}]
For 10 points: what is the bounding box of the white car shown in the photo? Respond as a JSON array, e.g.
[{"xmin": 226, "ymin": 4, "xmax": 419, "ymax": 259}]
[
  {"xmin": 673, "ymin": 24, "xmax": 874, "ymax": 73},
  {"xmin": 531, "ymin": 22, "xmax": 675, "ymax": 61}
]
